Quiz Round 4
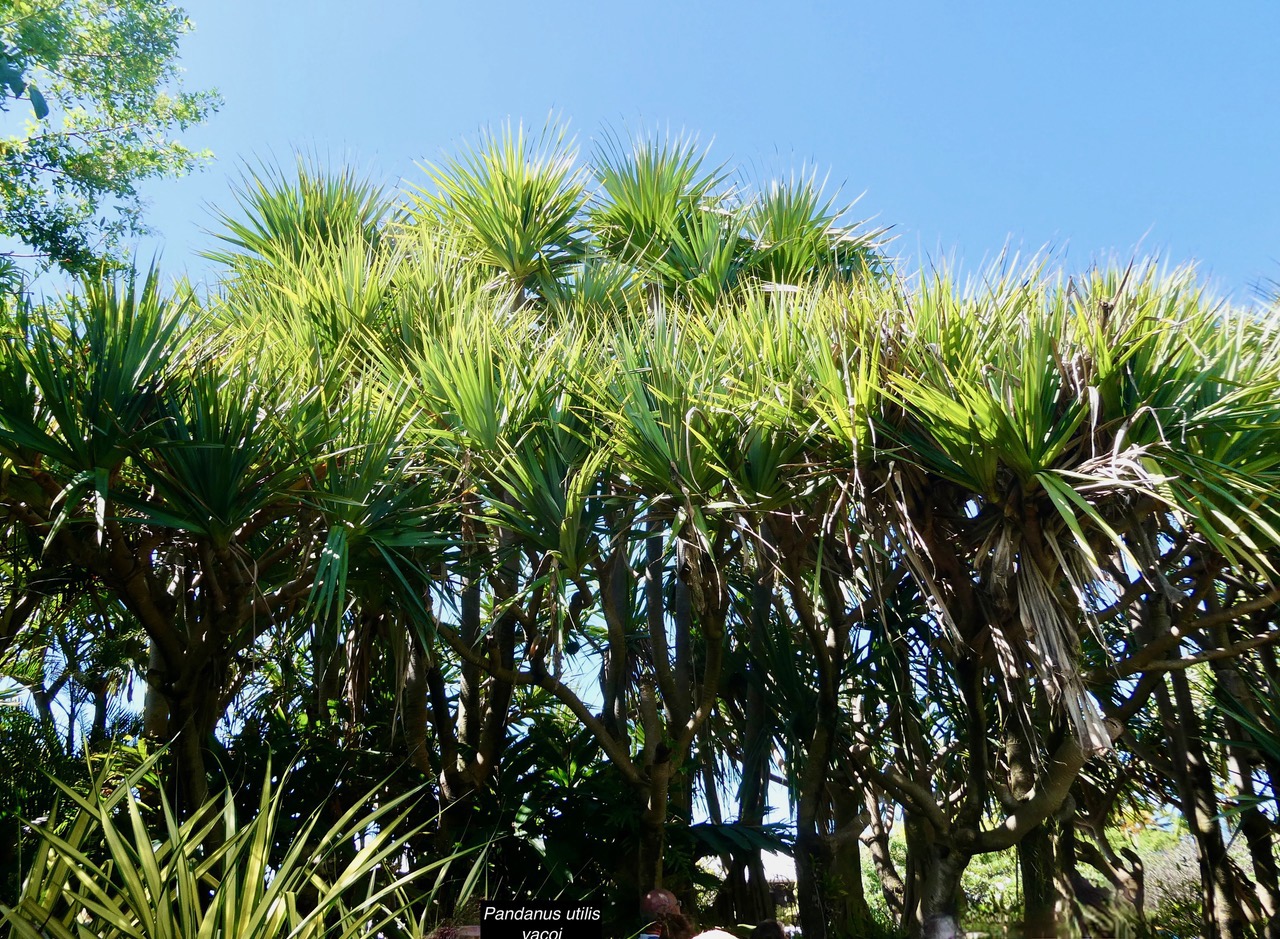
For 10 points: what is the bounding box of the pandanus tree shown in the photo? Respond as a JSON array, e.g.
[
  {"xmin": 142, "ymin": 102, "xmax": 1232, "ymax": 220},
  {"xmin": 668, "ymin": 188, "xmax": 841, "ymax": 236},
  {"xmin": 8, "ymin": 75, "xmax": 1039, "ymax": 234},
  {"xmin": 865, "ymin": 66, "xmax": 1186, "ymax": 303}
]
[
  {"xmin": 394, "ymin": 124, "xmax": 883, "ymax": 905},
  {"xmin": 0, "ymin": 271, "xmax": 296, "ymax": 810},
  {"xmin": 0, "ymin": 162, "xmax": 412, "ymax": 813},
  {"xmin": 1076, "ymin": 270, "xmax": 1280, "ymax": 939},
  {"xmin": 872, "ymin": 268, "xmax": 1280, "ymax": 938},
  {"xmin": 6, "ymin": 123, "xmax": 1280, "ymax": 939}
]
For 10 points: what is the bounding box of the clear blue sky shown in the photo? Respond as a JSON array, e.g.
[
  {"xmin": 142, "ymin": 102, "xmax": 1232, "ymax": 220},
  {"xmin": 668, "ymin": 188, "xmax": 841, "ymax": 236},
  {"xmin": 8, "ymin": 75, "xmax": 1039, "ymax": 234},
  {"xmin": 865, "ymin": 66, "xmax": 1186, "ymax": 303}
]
[{"xmin": 139, "ymin": 0, "xmax": 1280, "ymax": 300}]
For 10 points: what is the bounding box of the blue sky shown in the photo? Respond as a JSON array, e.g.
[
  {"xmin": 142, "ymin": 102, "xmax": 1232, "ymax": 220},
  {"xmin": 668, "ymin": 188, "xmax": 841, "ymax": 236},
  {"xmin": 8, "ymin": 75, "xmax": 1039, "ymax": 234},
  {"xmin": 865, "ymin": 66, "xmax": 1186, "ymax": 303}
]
[{"xmin": 139, "ymin": 1, "xmax": 1280, "ymax": 300}]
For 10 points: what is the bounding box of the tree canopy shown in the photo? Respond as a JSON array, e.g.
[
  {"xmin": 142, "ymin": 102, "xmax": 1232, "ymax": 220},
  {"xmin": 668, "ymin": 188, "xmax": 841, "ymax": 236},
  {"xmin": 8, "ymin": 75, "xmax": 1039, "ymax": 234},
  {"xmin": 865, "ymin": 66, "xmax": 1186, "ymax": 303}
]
[
  {"xmin": 0, "ymin": 0, "xmax": 217, "ymax": 274},
  {"xmin": 2, "ymin": 129, "xmax": 1280, "ymax": 939}
]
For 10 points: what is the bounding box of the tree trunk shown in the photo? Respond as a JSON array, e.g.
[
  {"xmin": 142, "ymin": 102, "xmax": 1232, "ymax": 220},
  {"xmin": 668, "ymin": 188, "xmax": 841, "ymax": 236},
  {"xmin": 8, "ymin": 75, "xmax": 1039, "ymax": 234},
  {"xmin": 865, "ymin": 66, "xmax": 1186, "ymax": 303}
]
[
  {"xmin": 723, "ymin": 852, "xmax": 773, "ymax": 925},
  {"xmin": 725, "ymin": 562, "xmax": 778, "ymax": 925},
  {"xmin": 901, "ymin": 811, "xmax": 928, "ymax": 938},
  {"xmin": 794, "ymin": 720, "xmax": 835, "ymax": 939},
  {"xmin": 1019, "ymin": 822, "xmax": 1059, "ymax": 938},
  {"xmin": 793, "ymin": 831, "xmax": 829, "ymax": 939},
  {"xmin": 1230, "ymin": 745, "xmax": 1280, "ymax": 934},
  {"xmin": 599, "ymin": 542, "xmax": 632, "ymax": 740},
  {"xmin": 1159, "ymin": 669, "xmax": 1249, "ymax": 939},
  {"xmin": 90, "ymin": 681, "xmax": 109, "ymax": 746},
  {"xmin": 862, "ymin": 791, "xmax": 906, "ymax": 925},
  {"xmin": 404, "ymin": 633, "xmax": 434, "ymax": 777},
  {"xmin": 142, "ymin": 637, "xmax": 168, "ymax": 738},
  {"xmin": 920, "ymin": 844, "xmax": 968, "ymax": 939},
  {"xmin": 638, "ymin": 750, "xmax": 670, "ymax": 892},
  {"xmin": 825, "ymin": 792, "xmax": 872, "ymax": 939},
  {"xmin": 169, "ymin": 699, "xmax": 210, "ymax": 812},
  {"xmin": 457, "ymin": 573, "xmax": 482, "ymax": 751},
  {"xmin": 1212, "ymin": 645, "xmax": 1280, "ymax": 930},
  {"xmin": 315, "ymin": 630, "xmax": 344, "ymax": 727},
  {"xmin": 727, "ymin": 738, "xmax": 775, "ymax": 924},
  {"xmin": 1002, "ymin": 685, "xmax": 1062, "ymax": 939}
]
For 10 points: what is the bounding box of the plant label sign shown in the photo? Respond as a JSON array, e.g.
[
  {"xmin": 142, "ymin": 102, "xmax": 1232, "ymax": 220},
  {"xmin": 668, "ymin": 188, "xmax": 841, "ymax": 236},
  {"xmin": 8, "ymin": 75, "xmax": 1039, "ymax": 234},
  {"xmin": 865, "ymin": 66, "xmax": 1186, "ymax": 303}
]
[{"xmin": 480, "ymin": 900, "xmax": 603, "ymax": 939}]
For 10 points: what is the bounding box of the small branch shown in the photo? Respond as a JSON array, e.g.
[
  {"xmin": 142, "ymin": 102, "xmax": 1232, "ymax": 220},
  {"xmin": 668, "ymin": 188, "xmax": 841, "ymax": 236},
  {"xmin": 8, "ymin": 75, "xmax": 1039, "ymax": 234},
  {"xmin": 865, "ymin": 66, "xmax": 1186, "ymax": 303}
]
[
  {"xmin": 1091, "ymin": 589, "xmax": 1280, "ymax": 681},
  {"xmin": 1132, "ymin": 630, "xmax": 1280, "ymax": 674}
]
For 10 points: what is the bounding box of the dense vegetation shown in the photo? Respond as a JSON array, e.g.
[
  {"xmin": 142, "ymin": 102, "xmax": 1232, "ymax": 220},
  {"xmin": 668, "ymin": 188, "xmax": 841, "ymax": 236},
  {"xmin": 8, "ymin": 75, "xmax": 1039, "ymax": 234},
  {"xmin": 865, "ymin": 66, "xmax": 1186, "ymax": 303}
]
[{"xmin": 2, "ymin": 127, "xmax": 1279, "ymax": 939}]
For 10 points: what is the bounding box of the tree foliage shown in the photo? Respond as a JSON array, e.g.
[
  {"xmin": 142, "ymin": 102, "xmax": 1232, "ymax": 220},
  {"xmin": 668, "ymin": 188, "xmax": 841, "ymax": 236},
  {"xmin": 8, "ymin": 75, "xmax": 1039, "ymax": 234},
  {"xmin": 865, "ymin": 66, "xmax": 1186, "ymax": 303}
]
[
  {"xmin": 0, "ymin": 0, "xmax": 217, "ymax": 273},
  {"xmin": 2, "ymin": 129, "xmax": 1279, "ymax": 939}
]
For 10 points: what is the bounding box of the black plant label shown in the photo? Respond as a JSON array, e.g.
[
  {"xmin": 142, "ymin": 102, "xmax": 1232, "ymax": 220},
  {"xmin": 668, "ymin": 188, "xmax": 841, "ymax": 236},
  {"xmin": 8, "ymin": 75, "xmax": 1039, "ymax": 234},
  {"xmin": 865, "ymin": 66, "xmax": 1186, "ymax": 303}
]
[{"xmin": 480, "ymin": 900, "xmax": 603, "ymax": 939}]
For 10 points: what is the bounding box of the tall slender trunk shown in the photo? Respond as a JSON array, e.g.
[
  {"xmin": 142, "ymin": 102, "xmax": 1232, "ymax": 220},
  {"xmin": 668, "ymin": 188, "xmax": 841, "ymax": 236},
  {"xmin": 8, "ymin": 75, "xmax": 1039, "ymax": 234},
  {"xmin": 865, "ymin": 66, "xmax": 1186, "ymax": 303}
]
[
  {"xmin": 404, "ymin": 633, "xmax": 434, "ymax": 778},
  {"xmin": 794, "ymin": 686, "xmax": 834, "ymax": 939},
  {"xmin": 901, "ymin": 811, "xmax": 928, "ymax": 938},
  {"xmin": 671, "ymin": 578, "xmax": 693, "ymax": 729},
  {"xmin": 729, "ymin": 565, "xmax": 777, "ymax": 924},
  {"xmin": 457, "ymin": 574, "xmax": 482, "ymax": 751},
  {"xmin": 1008, "ymin": 721, "xmax": 1061, "ymax": 938},
  {"xmin": 315, "ymin": 630, "xmax": 344, "ymax": 727},
  {"xmin": 1224, "ymin": 719, "xmax": 1280, "ymax": 934},
  {"xmin": 90, "ymin": 681, "xmax": 109, "ymax": 746},
  {"xmin": 599, "ymin": 540, "xmax": 631, "ymax": 740},
  {"xmin": 457, "ymin": 497, "xmax": 484, "ymax": 754},
  {"xmin": 1158, "ymin": 669, "xmax": 1249, "ymax": 939},
  {"xmin": 1212, "ymin": 641, "xmax": 1280, "ymax": 932},
  {"xmin": 793, "ymin": 830, "xmax": 827, "ymax": 939},
  {"xmin": 665, "ymin": 748, "xmax": 696, "ymax": 911},
  {"xmin": 168, "ymin": 697, "xmax": 210, "ymax": 813},
  {"xmin": 825, "ymin": 786, "xmax": 871, "ymax": 938},
  {"xmin": 793, "ymin": 564, "xmax": 858, "ymax": 939}
]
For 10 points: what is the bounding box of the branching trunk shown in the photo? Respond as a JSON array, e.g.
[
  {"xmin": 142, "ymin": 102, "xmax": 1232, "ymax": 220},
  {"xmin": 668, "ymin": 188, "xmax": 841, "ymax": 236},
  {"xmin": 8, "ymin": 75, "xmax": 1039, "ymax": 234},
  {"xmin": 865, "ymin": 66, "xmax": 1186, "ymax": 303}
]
[{"xmin": 861, "ymin": 791, "xmax": 906, "ymax": 924}]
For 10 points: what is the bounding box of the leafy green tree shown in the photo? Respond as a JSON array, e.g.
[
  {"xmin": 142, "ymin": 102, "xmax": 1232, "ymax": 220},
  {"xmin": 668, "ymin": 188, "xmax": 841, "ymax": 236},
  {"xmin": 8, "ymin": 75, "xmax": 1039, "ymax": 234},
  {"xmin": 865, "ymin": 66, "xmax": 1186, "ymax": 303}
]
[
  {"xmin": 7, "ymin": 126, "xmax": 1280, "ymax": 939},
  {"xmin": 0, "ymin": 0, "xmax": 218, "ymax": 272}
]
